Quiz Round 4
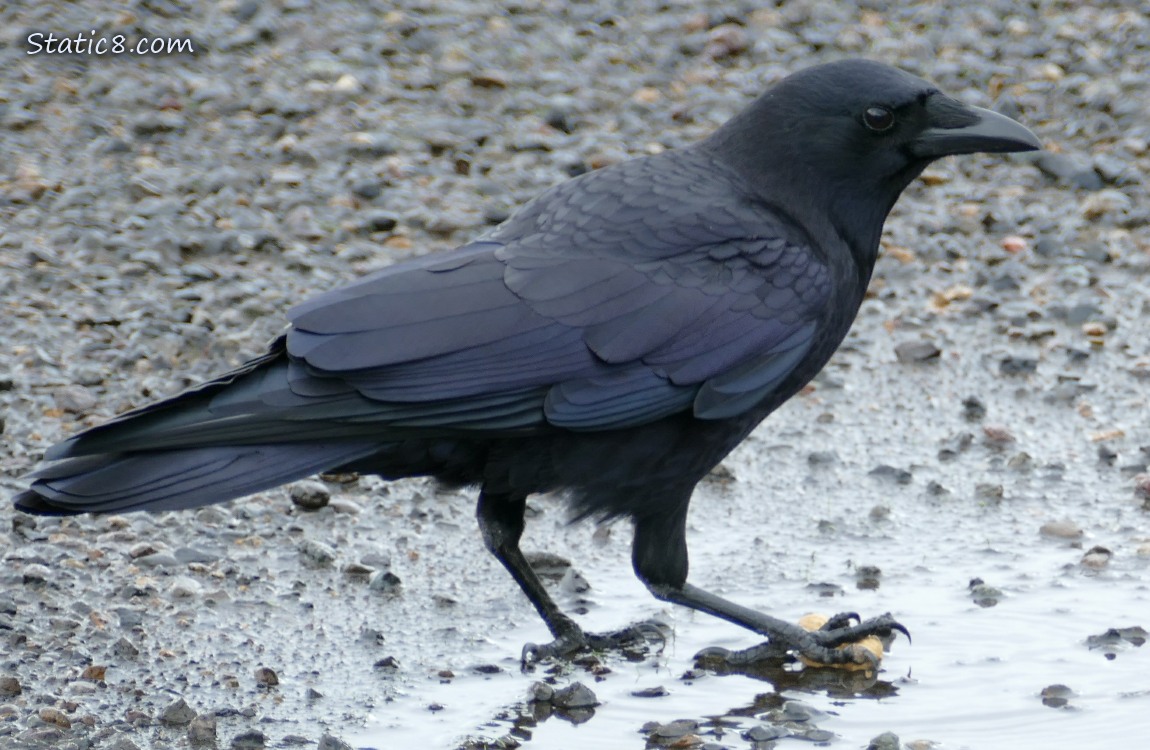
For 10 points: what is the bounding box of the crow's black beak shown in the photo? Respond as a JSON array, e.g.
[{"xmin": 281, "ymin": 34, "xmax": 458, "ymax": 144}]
[{"xmin": 911, "ymin": 96, "xmax": 1042, "ymax": 158}]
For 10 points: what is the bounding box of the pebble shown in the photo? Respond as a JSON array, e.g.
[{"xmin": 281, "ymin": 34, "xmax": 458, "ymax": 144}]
[
  {"xmin": 652, "ymin": 719, "xmax": 699, "ymax": 739},
  {"xmin": 631, "ymin": 685, "xmax": 670, "ymax": 698},
  {"xmin": 975, "ymin": 483, "xmax": 1004, "ymax": 501},
  {"xmin": 1080, "ymin": 546, "xmax": 1112, "ymax": 570},
  {"xmin": 999, "ymin": 357, "xmax": 1038, "ymax": 376},
  {"xmin": 373, "ymin": 656, "xmax": 400, "ymax": 670},
  {"xmin": 328, "ymin": 498, "xmax": 363, "ymax": 514},
  {"xmin": 968, "ymin": 577, "xmax": 1002, "ymax": 608},
  {"xmin": 107, "ymin": 739, "xmax": 142, "ymax": 750},
  {"xmin": 255, "ymin": 666, "xmax": 279, "ymax": 687},
  {"xmin": 350, "ymin": 180, "xmax": 384, "ymax": 200},
  {"xmin": 299, "ymin": 539, "xmax": 337, "ymax": 567},
  {"xmin": 369, "ymin": 570, "xmax": 403, "ymax": 594},
  {"xmin": 551, "ymin": 681, "xmax": 599, "ymax": 709},
  {"xmin": 868, "ymin": 465, "xmax": 913, "ymax": 485},
  {"xmin": 16, "ymin": 552, "xmax": 46, "ymax": 579},
  {"xmin": 1040, "ymin": 520, "xmax": 1083, "ymax": 539},
  {"xmin": 895, "ymin": 340, "xmax": 941, "ymax": 363},
  {"xmin": 1040, "ymin": 684, "xmax": 1074, "ymax": 708},
  {"xmin": 138, "ymin": 553, "xmax": 182, "ymax": 568},
  {"xmin": 160, "ymin": 698, "xmax": 197, "ymax": 725},
  {"xmin": 867, "ymin": 731, "xmax": 901, "ymax": 750},
  {"xmin": 188, "ymin": 714, "xmax": 218, "ymax": 744},
  {"xmin": 231, "ymin": 730, "xmax": 268, "ymax": 749},
  {"xmin": 54, "ymin": 384, "xmax": 97, "ymax": 414},
  {"xmin": 174, "ymin": 546, "xmax": 222, "ymax": 564},
  {"xmin": 317, "ymin": 734, "xmax": 355, "ymax": 750},
  {"xmin": 113, "ymin": 637, "xmax": 141, "ymax": 659},
  {"xmin": 0, "ymin": 677, "xmax": 21, "ymax": 697},
  {"xmin": 962, "ymin": 396, "xmax": 986, "ymax": 422},
  {"xmin": 1034, "ymin": 152, "xmax": 1103, "ymax": 190},
  {"xmin": 363, "ymin": 211, "xmax": 401, "ymax": 233},
  {"xmin": 38, "ymin": 707, "xmax": 72, "ymax": 728},
  {"xmin": 290, "ymin": 481, "xmax": 331, "ymax": 511},
  {"xmin": 743, "ymin": 725, "xmax": 788, "ymax": 742},
  {"xmin": 527, "ymin": 682, "xmax": 553, "ymax": 702}
]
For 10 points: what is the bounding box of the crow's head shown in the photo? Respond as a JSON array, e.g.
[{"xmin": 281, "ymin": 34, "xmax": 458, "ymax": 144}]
[{"xmin": 704, "ymin": 59, "xmax": 1041, "ymax": 261}]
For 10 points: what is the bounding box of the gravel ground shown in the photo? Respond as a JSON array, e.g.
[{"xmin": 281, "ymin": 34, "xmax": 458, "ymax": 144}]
[{"xmin": 1, "ymin": 2, "xmax": 1148, "ymax": 749}]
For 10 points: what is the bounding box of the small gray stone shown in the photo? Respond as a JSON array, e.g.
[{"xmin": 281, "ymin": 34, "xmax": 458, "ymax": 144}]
[
  {"xmin": 1040, "ymin": 519, "xmax": 1083, "ymax": 539},
  {"xmin": 369, "ymin": 571, "xmax": 402, "ymax": 594},
  {"xmin": 290, "ymin": 480, "xmax": 330, "ymax": 511},
  {"xmin": 0, "ymin": 677, "xmax": 20, "ymax": 697},
  {"xmin": 867, "ymin": 731, "xmax": 901, "ymax": 750},
  {"xmin": 299, "ymin": 539, "xmax": 336, "ymax": 567},
  {"xmin": 1092, "ymin": 153, "xmax": 1133, "ymax": 184},
  {"xmin": 1034, "ymin": 152, "xmax": 1103, "ymax": 190},
  {"xmin": 551, "ymin": 681, "xmax": 598, "ymax": 709},
  {"xmin": 255, "ymin": 667, "xmax": 279, "ymax": 687},
  {"xmin": 137, "ymin": 553, "xmax": 182, "ymax": 568},
  {"xmin": 54, "ymin": 384, "xmax": 98, "ymax": 413},
  {"xmin": 317, "ymin": 734, "xmax": 355, "ymax": 750},
  {"xmin": 969, "ymin": 578, "xmax": 1002, "ymax": 608},
  {"xmin": 107, "ymin": 739, "xmax": 143, "ymax": 750},
  {"xmin": 231, "ymin": 730, "xmax": 267, "ymax": 749},
  {"xmin": 653, "ymin": 719, "xmax": 698, "ymax": 738},
  {"xmin": 360, "ymin": 211, "xmax": 399, "ymax": 233},
  {"xmin": 999, "ymin": 357, "xmax": 1038, "ymax": 376},
  {"xmin": 869, "ymin": 465, "xmax": 913, "ymax": 485},
  {"xmin": 22, "ymin": 564, "xmax": 50, "ymax": 585},
  {"xmin": 350, "ymin": 180, "xmax": 383, "ymax": 200},
  {"xmin": 161, "ymin": 697, "xmax": 197, "ymax": 725},
  {"xmin": 744, "ymin": 725, "xmax": 788, "ymax": 742},
  {"xmin": 113, "ymin": 637, "xmax": 140, "ymax": 659},
  {"xmin": 895, "ymin": 340, "xmax": 941, "ymax": 363},
  {"xmin": 168, "ymin": 576, "xmax": 204, "ymax": 598},
  {"xmin": 188, "ymin": 714, "xmax": 218, "ymax": 744},
  {"xmin": 527, "ymin": 682, "xmax": 553, "ymax": 702},
  {"xmin": 807, "ymin": 450, "xmax": 839, "ymax": 466},
  {"xmin": 1040, "ymin": 684, "xmax": 1074, "ymax": 708},
  {"xmin": 174, "ymin": 547, "xmax": 221, "ymax": 564},
  {"xmin": 346, "ymin": 131, "xmax": 398, "ymax": 158},
  {"xmin": 132, "ymin": 112, "xmax": 186, "ymax": 136}
]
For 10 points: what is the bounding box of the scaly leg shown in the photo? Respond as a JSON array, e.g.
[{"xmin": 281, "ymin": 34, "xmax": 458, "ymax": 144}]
[
  {"xmin": 631, "ymin": 490, "xmax": 907, "ymax": 668},
  {"xmin": 476, "ymin": 489, "xmax": 652, "ymax": 665}
]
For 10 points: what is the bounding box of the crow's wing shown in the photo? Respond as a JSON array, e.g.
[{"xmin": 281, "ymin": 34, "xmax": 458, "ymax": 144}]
[
  {"xmin": 288, "ymin": 149, "xmax": 831, "ymax": 429},
  {"xmin": 52, "ymin": 150, "xmax": 831, "ymax": 458}
]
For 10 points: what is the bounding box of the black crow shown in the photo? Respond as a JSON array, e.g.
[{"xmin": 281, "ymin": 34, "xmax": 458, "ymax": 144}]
[{"xmin": 16, "ymin": 60, "xmax": 1041, "ymax": 666}]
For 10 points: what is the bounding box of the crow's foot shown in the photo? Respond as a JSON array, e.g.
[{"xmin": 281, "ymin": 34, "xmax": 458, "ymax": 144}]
[
  {"xmin": 521, "ymin": 618, "xmax": 669, "ymax": 668},
  {"xmin": 696, "ymin": 612, "xmax": 908, "ymax": 670}
]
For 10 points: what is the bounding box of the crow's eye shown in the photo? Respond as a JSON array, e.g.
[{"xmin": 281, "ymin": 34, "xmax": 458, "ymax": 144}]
[{"xmin": 863, "ymin": 106, "xmax": 895, "ymax": 132}]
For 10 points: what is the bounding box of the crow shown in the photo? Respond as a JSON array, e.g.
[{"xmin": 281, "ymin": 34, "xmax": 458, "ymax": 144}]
[{"xmin": 16, "ymin": 59, "xmax": 1041, "ymax": 667}]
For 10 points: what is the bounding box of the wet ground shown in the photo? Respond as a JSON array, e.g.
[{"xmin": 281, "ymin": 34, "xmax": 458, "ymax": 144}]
[{"xmin": 1, "ymin": 1, "xmax": 1148, "ymax": 748}]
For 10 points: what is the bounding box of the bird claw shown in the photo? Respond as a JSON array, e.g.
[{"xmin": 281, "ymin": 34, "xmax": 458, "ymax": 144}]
[
  {"xmin": 695, "ymin": 612, "xmax": 909, "ymax": 669},
  {"xmin": 520, "ymin": 618, "xmax": 667, "ymax": 669},
  {"xmin": 521, "ymin": 634, "xmax": 582, "ymax": 668},
  {"xmin": 819, "ymin": 611, "xmax": 861, "ymax": 631},
  {"xmin": 798, "ymin": 611, "xmax": 910, "ymax": 666}
]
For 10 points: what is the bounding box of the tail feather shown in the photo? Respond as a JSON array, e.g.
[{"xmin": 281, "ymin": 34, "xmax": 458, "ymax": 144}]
[{"xmin": 16, "ymin": 442, "xmax": 378, "ymax": 515}]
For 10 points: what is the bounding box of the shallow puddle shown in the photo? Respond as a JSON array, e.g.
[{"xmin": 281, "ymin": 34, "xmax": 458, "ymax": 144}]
[{"xmin": 339, "ymin": 319, "xmax": 1149, "ymax": 749}]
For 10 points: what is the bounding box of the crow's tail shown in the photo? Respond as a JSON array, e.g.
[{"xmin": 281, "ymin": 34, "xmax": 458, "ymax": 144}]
[{"xmin": 15, "ymin": 442, "xmax": 378, "ymax": 516}]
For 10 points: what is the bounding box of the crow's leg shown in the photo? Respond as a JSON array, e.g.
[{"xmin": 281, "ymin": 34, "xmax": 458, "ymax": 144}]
[
  {"xmin": 632, "ymin": 497, "xmax": 907, "ymax": 668},
  {"xmin": 476, "ymin": 489, "xmax": 653, "ymax": 666}
]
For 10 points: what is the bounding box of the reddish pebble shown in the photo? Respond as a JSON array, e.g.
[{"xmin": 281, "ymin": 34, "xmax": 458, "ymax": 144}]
[{"xmin": 1002, "ymin": 235, "xmax": 1028, "ymax": 253}]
